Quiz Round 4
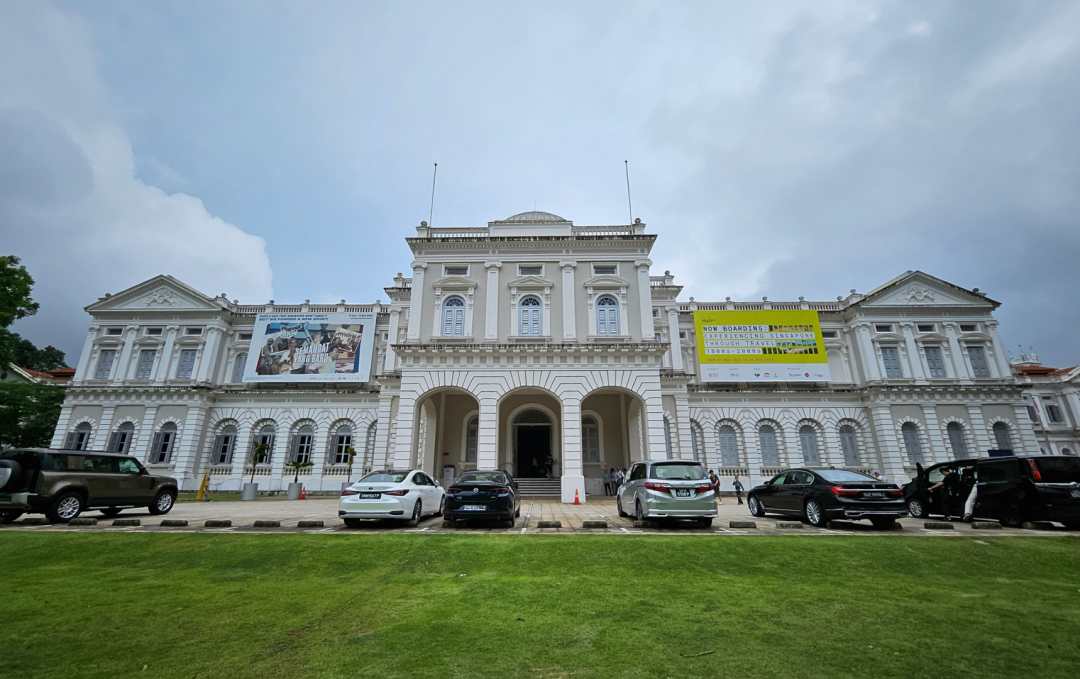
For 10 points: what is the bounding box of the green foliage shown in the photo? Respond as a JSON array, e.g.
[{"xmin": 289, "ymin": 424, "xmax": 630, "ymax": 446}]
[
  {"xmin": 0, "ymin": 255, "xmax": 39, "ymax": 329},
  {"xmin": 249, "ymin": 440, "xmax": 271, "ymax": 484},
  {"xmin": 0, "ymin": 328, "xmax": 67, "ymax": 370},
  {"xmin": 285, "ymin": 459, "xmax": 315, "ymax": 483},
  {"xmin": 0, "ymin": 382, "xmax": 64, "ymax": 449}
]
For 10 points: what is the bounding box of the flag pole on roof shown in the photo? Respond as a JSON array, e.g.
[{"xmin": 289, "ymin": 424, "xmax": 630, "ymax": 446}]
[
  {"xmin": 428, "ymin": 163, "xmax": 438, "ymax": 228},
  {"xmin": 624, "ymin": 160, "xmax": 634, "ymax": 226}
]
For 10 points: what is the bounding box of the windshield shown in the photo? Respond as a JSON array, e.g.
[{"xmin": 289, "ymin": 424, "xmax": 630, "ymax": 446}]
[
  {"xmin": 650, "ymin": 463, "xmax": 705, "ymax": 480},
  {"xmin": 1033, "ymin": 458, "xmax": 1080, "ymax": 483},
  {"xmin": 457, "ymin": 472, "xmax": 506, "ymax": 484},
  {"xmin": 360, "ymin": 472, "xmax": 409, "ymax": 483},
  {"xmin": 816, "ymin": 470, "xmax": 877, "ymax": 483}
]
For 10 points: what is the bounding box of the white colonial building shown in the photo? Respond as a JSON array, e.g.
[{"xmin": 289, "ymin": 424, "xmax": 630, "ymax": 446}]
[{"xmin": 51, "ymin": 211, "xmax": 1040, "ymax": 499}]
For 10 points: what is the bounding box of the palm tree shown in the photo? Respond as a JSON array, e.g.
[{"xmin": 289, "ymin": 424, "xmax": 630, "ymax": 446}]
[
  {"xmin": 249, "ymin": 440, "xmax": 270, "ymax": 485},
  {"xmin": 285, "ymin": 459, "xmax": 314, "ymax": 484},
  {"xmin": 344, "ymin": 446, "xmax": 358, "ymax": 482}
]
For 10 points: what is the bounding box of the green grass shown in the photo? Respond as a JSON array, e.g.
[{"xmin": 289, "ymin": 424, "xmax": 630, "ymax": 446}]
[{"xmin": 2, "ymin": 534, "xmax": 1079, "ymax": 678}]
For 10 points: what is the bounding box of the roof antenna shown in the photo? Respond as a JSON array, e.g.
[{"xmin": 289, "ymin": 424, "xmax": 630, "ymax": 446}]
[
  {"xmin": 428, "ymin": 163, "xmax": 438, "ymax": 227},
  {"xmin": 624, "ymin": 160, "xmax": 634, "ymax": 226}
]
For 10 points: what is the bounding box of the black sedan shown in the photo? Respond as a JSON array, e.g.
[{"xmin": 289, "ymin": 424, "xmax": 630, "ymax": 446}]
[
  {"xmin": 747, "ymin": 468, "xmax": 907, "ymax": 528},
  {"xmin": 444, "ymin": 470, "xmax": 521, "ymax": 527}
]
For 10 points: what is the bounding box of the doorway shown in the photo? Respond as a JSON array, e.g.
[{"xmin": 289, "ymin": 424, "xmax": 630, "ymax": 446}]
[{"xmin": 513, "ymin": 409, "xmax": 553, "ymax": 478}]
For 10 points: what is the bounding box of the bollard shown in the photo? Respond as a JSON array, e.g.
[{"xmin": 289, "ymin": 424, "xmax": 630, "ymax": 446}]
[
  {"xmin": 204, "ymin": 519, "xmax": 232, "ymax": 528},
  {"xmin": 298, "ymin": 520, "xmax": 324, "ymax": 528},
  {"xmin": 160, "ymin": 519, "xmax": 189, "ymax": 527},
  {"xmin": 729, "ymin": 520, "xmax": 757, "ymax": 529}
]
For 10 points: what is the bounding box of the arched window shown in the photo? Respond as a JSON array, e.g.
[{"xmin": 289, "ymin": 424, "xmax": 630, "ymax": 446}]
[
  {"xmin": 901, "ymin": 422, "xmax": 923, "ymax": 465},
  {"xmin": 442, "ymin": 296, "xmax": 466, "ymax": 336},
  {"xmin": 664, "ymin": 419, "xmax": 674, "ymax": 459},
  {"xmin": 212, "ymin": 425, "xmax": 237, "ymax": 464},
  {"xmin": 333, "ymin": 425, "xmax": 353, "ymax": 465},
  {"xmin": 519, "ymin": 296, "xmax": 542, "ymax": 336},
  {"xmin": 364, "ymin": 422, "xmax": 377, "ymax": 469},
  {"xmin": 150, "ymin": 423, "xmax": 177, "ymax": 464},
  {"xmin": 690, "ymin": 422, "xmax": 704, "ymax": 463},
  {"xmin": 65, "ymin": 422, "xmax": 93, "ymax": 451},
  {"xmin": 946, "ymin": 422, "xmax": 969, "ymax": 460},
  {"xmin": 108, "ymin": 422, "xmax": 135, "ymax": 453},
  {"xmin": 582, "ymin": 416, "xmax": 600, "ymax": 462},
  {"xmin": 718, "ymin": 425, "xmax": 740, "ymax": 467},
  {"xmin": 992, "ymin": 422, "xmax": 1013, "ymax": 451},
  {"xmin": 464, "ymin": 416, "xmax": 478, "ymax": 462},
  {"xmin": 289, "ymin": 425, "xmax": 315, "ymax": 464},
  {"xmin": 1063, "ymin": 447, "xmax": 1074, "ymax": 456},
  {"xmin": 232, "ymin": 352, "xmax": 248, "ymax": 383},
  {"xmin": 253, "ymin": 424, "xmax": 276, "ymax": 465},
  {"xmin": 758, "ymin": 425, "xmax": 780, "ymax": 466},
  {"xmin": 514, "ymin": 409, "xmax": 552, "ymax": 424},
  {"xmin": 596, "ymin": 295, "xmax": 619, "ymax": 336},
  {"xmin": 799, "ymin": 425, "xmax": 820, "ymax": 465},
  {"xmin": 839, "ymin": 425, "xmax": 860, "ymax": 466}
]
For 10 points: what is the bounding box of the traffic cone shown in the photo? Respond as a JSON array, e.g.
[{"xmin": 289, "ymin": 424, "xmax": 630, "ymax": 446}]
[
  {"xmin": 301, "ymin": 486, "xmax": 306, "ymax": 500},
  {"xmin": 574, "ymin": 488, "xmax": 580, "ymax": 505}
]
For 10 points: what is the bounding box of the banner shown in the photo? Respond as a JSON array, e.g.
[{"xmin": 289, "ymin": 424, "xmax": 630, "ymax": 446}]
[
  {"xmin": 694, "ymin": 309, "xmax": 831, "ymax": 382},
  {"xmin": 243, "ymin": 312, "xmax": 377, "ymax": 383}
]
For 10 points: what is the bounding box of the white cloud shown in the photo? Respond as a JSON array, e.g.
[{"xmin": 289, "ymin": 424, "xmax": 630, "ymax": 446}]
[{"xmin": 0, "ymin": 1, "xmax": 273, "ymax": 358}]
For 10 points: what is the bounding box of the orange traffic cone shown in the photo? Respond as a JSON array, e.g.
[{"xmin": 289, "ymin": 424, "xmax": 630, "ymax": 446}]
[
  {"xmin": 301, "ymin": 486, "xmax": 306, "ymax": 500},
  {"xmin": 574, "ymin": 488, "xmax": 580, "ymax": 505}
]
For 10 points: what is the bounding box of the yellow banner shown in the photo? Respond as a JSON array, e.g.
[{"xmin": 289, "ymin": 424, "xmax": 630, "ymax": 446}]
[{"xmin": 694, "ymin": 309, "xmax": 831, "ymax": 382}]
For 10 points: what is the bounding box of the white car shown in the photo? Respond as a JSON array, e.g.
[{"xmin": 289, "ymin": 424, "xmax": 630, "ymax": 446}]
[{"xmin": 339, "ymin": 469, "xmax": 445, "ymax": 527}]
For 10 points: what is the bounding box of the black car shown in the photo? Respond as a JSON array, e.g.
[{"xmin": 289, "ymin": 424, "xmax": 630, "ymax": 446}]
[
  {"xmin": 747, "ymin": 468, "xmax": 907, "ymax": 528},
  {"xmin": 904, "ymin": 455, "xmax": 1080, "ymax": 528},
  {"xmin": 443, "ymin": 470, "xmax": 521, "ymax": 526}
]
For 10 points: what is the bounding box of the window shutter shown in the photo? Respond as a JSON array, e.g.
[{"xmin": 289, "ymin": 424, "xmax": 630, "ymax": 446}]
[
  {"xmin": 151, "ymin": 433, "xmax": 165, "ymax": 463},
  {"xmin": 758, "ymin": 427, "xmax": 779, "ymax": 466},
  {"xmin": 839, "ymin": 427, "xmax": 860, "ymax": 465},
  {"xmin": 107, "ymin": 432, "xmax": 121, "ymax": 453},
  {"xmin": 947, "ymin": 424, "xmax": 969, "ymax": 460},
  {"xmin": 968, "ymin": 346, "xmax": 990, "ymax": 377},
  {"xmin": 901, "ymin": 425, "xmax": 923, "ymax": 464},
  {"xmin": 881, "ymin": 347, "xmax": 903, "ymax": 378},
  {"xmin": 232, "ymin": 353, "xmax": 247, "ymax": 383},
  {"xmin": 64, "ymin": 432, "xmax": 77, "ymax": 449},
  {"xmin": 924, "ymin": 347, "xmax": 946, "ymax": 378},
  {"xmin": 212, "ymin": 435, "xmax": 226, "ymax": 464}
]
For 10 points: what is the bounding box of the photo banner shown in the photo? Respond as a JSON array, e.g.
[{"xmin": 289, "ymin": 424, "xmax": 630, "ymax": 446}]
[
  {"xmin": 694, "ymin": 309, "xmax": 831, "ymax": 382},
  {"xmin": 243, "ymin": 312, "xmax": 377, "ymax": 383}
]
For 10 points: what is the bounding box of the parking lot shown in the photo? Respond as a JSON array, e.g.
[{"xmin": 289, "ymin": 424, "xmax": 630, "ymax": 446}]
[{"xmin": 4, "ymin": 495, "xmax": 1079, "ymax": 536}]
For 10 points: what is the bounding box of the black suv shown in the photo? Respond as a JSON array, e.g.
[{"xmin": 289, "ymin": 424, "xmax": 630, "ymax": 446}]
[
  {"xmin": 904, "ymin": 455, "xmax": 1080, "ymax": 528},
  {"xmin": 0, "ymin": 448, "xmax": 179, "ymax": 523}
]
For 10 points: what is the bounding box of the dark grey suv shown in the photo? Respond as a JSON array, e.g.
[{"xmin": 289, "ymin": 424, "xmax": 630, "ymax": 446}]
[{"xmin": 0, "ymin": 448, "xmax": 178, "ymax": 523}]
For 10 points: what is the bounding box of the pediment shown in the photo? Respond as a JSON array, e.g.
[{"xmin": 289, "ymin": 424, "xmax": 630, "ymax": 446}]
[
  {"xmin": 508, "ymin": 275, "xmax": 555, "ymax": 288},
  {"xmin": 584, "ymin": 274, "xmax": 630, "ymax": 288},
  {"xmin": 431, "ymin": 275, "xmax": 477, "ymax": 289},
  {"xmin": 86, "ymin": 275, "xmax": 224, "ymax": 313},
  {"xmin": 856, "ymin": 271, "xmax": 998, "ymax": 308}
]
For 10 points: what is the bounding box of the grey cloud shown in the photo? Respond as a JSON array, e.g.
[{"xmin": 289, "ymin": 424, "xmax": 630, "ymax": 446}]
[{"xmin": 0, "ymin": 108, "xmax": 93, "ymax": 207}]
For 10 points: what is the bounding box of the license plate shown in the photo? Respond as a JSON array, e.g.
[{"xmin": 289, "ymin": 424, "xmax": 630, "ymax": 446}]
[
  {"xmin": 675, "ymin": 489, "xmax": 691, "ymax": 498},
  {"xmin": 461, "ymin": 504, "xmax": 486, "ymax": 511},
  {"xmin": 1071, "ymin": 490, "xmax": 1080, "ymax": 498},
  {"xmin": 864, "ymin": 492, "xmax": 885, "ymax": 498},
  {"xmin": 359, "ymin": 493, "xmax": 380, "ymax": 499},
  {"xmin": 0, "ymin": 494, "xmax": 11, "ymax": 503}
]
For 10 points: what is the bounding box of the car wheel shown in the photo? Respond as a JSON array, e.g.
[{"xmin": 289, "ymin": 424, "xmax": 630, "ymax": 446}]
[
  {"xmin": 635, "ymin": 501, "xmax": 646, "ymax": 522},
  {"xmin": 907, "ymin": 498, "xmax": 926, "ymax": 518},
  {"xmin": 699, "ymin": 518, "xmax": 713, "ymax": 528},
  {"xmin": 1, "ymin": 510, "xmax": 23, "ymax": 524},
  {"xmin": 406, "ymin": 501, "xmax": 421, "ymax": 527},
  {"xmin": 436, "ymin": 496, "xmax": 445, "ymax": 517},
  {"xmin": 515, "ymin": 505, "xmax": 520, "ymax": 518},
  {"xmin": 748, "ymin": 494, "xmax": 766, "ymax": 518},
  {"xmin": 507, "ymin": 515, "xmax": 516, "ymax": 528},
  {"xmin": 804, "ymin": 499, "xmax": 827, "ymax": 527},
  {"xmin": 48, "ymin": 492, "xmax": 84, "ymax": 523},
  {"xmin": 343, "ymin": 518, "xmax": 361, "ymax": 528},
  {"xmin": 999, "ymin": 514, "xmax": 1023, "ymax": 528},
  {"xmin": 100, "ymin": 507, "xmax": 122, "ymax": 516},
  {"xmin": 617, "ymin": 497, "xmax": 629, "ymax": 518},
  {"xmin": 148, "ymin": 490, "xmax": 176, "ymax": 515}
]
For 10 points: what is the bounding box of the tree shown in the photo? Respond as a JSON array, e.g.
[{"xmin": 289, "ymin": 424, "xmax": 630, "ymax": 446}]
[
  {"xmin": 249, "ymin": 440, "xmax": 271, "ymax": 485},
  {"xmin": 285, "ymin": 459, "xmax": 314, "ymax": 484},
  {"xmin": 0, "ymin": 382, "xmax": 65, "ymax": 449},
  {"xmin": 345, "ymin": 445, "xmax": 358, "ymax": 482},
  {"xmin": 0, "ymin": 256, "xmax": 39, "ymax": 328},
  {"xmin": 10, "ymin": 332, "xmax": 67, "ymax": 370}
]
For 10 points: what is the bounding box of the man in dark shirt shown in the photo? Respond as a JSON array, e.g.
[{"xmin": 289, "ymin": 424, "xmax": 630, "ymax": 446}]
[{"xmin": 929, "ymin": 468, "xmax": 960, "ymax": 521}]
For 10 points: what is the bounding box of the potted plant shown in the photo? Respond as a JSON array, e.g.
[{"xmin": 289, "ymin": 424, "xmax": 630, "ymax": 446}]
[
  {"xmin": 243, "ymin": 440, "xmax": 270, "ymax": 501},
  {"xmin": 285, "ymin": 460, "xmax": 314, "ymax": 499},
  {"xmin": 345, "ymin": 446, "xmax": 358, "ymax": 482}
]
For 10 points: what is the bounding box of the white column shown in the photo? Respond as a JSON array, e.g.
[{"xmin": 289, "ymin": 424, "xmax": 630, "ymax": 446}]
[
  {"xmin": 641, "ymin": 384, "xmax": 667, "ymax": 458},
  {"xmin": 901, "ymin": 323, "xmax": 926, "ymax": 380},
  {"xmin": 114, "ymin": 327, "xmax": 138, "ymax": 384},
  {"xmin": 476, "ymin": 392, "xmax": 500, "ymax": 470},
  {"xmin": 72, "ymin": 327, "xmax": 98, "ymax": 383},
  {"xmin": 945, "ymin": 324, "xmax": 971, "ymax": 379},
  {"xmin": 152, "ymin": 328, "xmax": 177, "ymax": 384},
  {"xmin": 373, "ymin": 392, "xmax": 397, "ymax": 469},
  {"xmin": 560, "ymin": 397, "xmax": 586, "ymax": 503},
  {"xmin": 636, "ymin": 260, "xmax": 654, "ymax": 341},
  {"xmin": 383, "ymin": 310, "xmax": 400, "ymax": 372},
  {"xmin": 987, "ymin": 323, "xmax": 1013, "ymax": 378},
  {"xmin": 93, "ymin": 406, "xmax": 116, "ymax": 450},
  {"xmin": 966, "ymin": 406, "xmax": 993, "ymax": 455},
  {"xmin": 196, "ymin": 328, "xmax": 222, "ymax": 383},
  {"xmin": 484, "ymin": 262, "xmax": 501, "ymax": 341},
  {"xmin": 50, "ymin": 404, "xmax": 74, "ymax": 448},
  {"xmin": 173, "ymin": 404, "xmax": 208, "ymax": 490},
  {"xmin": 822, "ymin": 419, "xmax": 844, "ymax": 467},
  {"xmin": 406, "ymin": 263, "xmax": 426, "ymax": 341},
  {"xmin": 856, "ymin": 325, "xmax": 881, "ymax": 381},
  {"xmin": 560, "ymin": 261, "xmax": 577, "ymax": 341},
  {"xmin": 1013, "ymin": 404, "xmax": 1040, "ymax": 454},
  {"xmin": 921, "ymin": 405, "xmax": 946, "ymax": 462},
  {"xmin": 869, "ymin": 406, "xmax": 907, "ymax": 482},
  {"xmin": 667, "ymin": 307, "xmax": 683, "ymax": 371},
  {"xmin": 743, "ymin": 418, "xmax": 764, "ymax": 488},
  {"xmin": 392, "ymin": 390, "xmax": 418, "ymax": 469},
  {"xmin": 135, "ymin": 405, "xmax": 159, "ymax": 463}
]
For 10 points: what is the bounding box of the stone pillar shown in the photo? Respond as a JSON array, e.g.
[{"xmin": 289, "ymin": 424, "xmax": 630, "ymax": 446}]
[
  {"xmin": 1012, "ymin": 405, "xmax": 1040, "ymax": 454},
  {"xmin": 966, "ymin": 405, "xmax": 993, "ymax": 455},
  {"xmin": 945, "ymin": 324, "xmax": 970, "ymax": 379},
  {"xmin": 196, "ymin": 328, "xmax": 222, "ymax": 383},
  {"xmin": 406, "ymin": 263, "xmax": 426, "ymax": 341},
  {"xmin": 667, "ymin": 307, "xmax": 683, "ymax": 371},
  {"xmin": 901, "ymin": 323, "xmax": 926, "ymax": 380},
  {"xmin": 50, "ymin": 404, "xmax": 75, "ymax": 448},
  {"xmin": 373, "ymin": 393, "xmax": 397, "ymax": 469},
  {"xmin": 856, "ymin": 325, "xmax": 881, "ymax": 381},
  {"xmin": 72, "ymin": 327, "xmax": 98, "ymax": 384},
  {"xmin": 560, "ymin": 261, "xmax": 577, "ymax": 341},
  {"xmin": 869, "ymin": 406, "xmax": 907, "ymax": 482},
  {"xmin": 987, "ymin": 323, "xmax": 1013, "ymax": 378},
  {"xmin": 642, "ymin": 395, "xmax": 667, "ymax": 459},
  {"xmin": 310, "ymin": 419, "xmax": 330, "ymax": 491},
  {"xmin": 135, "ymin": 405, "xmax": 159, "ymax": 463},
  {"xmin": 484, "ymin": 262, "xmax": 501, "ymax": 341},
  {"xmin": 743, "ymin": 420, "xmax": 764, "ymax": 488},
  {"xmin": 921, "ymin": 405, "xmax": 946, "ymax": 463},
  {"xmin": 673, "ymin": 391, "xmax": 693, "ymax": 461},
  {"xmin": 560, "ymin": 397, "xmax": 585, "ymax": 503},
  {"xmin": 173, "ymin": 404, "xmax": 208, "ymax": 491},
  {"xmin": 822, "ymin": 419, "xmax": 844, "ymax": 468},
  {"xmin": 383, "ymin": 309, "xmax": 400, "ymax": 372},
  {"xmin": 114, "ymin": 327, "xmax": 138, "ymax": 384},
  {"xmin": 93, "ymin": 405, "xmax": 117, "ymax": 450},
  {"xmin": 152, "ymin": 327, "xmax": 177, "ymax": 384},
  {"xmin": 476, "ymin": 392, "xmax": 500, "ymax": 471},
  {"xmin": 636, "ymin": 260, "xmax": 654, "ymax": 341},
  {"xmin": 231, "ymin": 416, "xmax": 255, "ymax": 491}
]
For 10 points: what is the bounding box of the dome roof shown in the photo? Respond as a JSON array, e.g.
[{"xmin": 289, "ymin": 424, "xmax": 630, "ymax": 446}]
[{"xmin": 497, "ymin": 211, "xmax": 570, "ymax": 224}]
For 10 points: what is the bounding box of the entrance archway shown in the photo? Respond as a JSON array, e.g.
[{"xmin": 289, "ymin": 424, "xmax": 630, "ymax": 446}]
[{"xmin": 514, "ymin": 409, "xmax": 553, "ymax": 478}]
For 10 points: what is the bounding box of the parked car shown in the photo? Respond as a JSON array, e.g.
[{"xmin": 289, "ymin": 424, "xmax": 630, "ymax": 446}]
[
  {"xmin": 339, "ymin": 469, "xmax": 445, "ymax": 527},
  {"xmin": 904, "ymin": 455, "xmax": 1080, "ymax": 528},
  {"xmin": 616, "ymin": 460, "xmax": 717, "ymax": 527},
  {"xmin": 0, "ymin": 448, "xmax": 178, "ymax": 523},
  {"xmin": 747, "ymin": 468, "xmax": 906, "ymax": 528},
  {"xmin": 443, "ymin": 470, "xmax": 520, "ymax": 526}
]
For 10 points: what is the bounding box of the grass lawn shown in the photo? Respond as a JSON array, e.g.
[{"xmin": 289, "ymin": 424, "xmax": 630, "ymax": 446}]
[{"xmin": 3, "ymin": 534, "xmax": 1079, "ymax": 678}]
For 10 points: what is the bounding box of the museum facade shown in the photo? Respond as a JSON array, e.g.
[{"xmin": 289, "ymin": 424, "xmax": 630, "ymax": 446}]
[{"xmin": 50, "ymin": 211, "xmax": 1040, "ymax": 500}]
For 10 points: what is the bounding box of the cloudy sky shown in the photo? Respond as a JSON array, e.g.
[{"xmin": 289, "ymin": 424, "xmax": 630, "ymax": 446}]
[{"xmin": 2, "ymin": 0, "xmax": 1078, "ymax": 366}]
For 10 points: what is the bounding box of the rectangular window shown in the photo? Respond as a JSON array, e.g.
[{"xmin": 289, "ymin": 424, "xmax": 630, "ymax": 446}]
[
  {"xmin": 106, "ymin": 327, "xmax": 123, "ymax": 336},
  {"xmin": 444, "ymin": 266, "xmax": 468, "ymax": 276},
  {"xmin": 94, "ymin": 350, "xmax": 116, "ymax": 380},
  {"xmin": 654, "ymin": 333, "xmax": 662, "ymax": 343},
  {"xmin": 1026, "ymin": 405, "xmax": 1039, "ymax": 422},
  {"xmin": 185, "ymin": 327, "xmax": 203, "ymax": 335},
  {"xmin": 175, "ymin": 349, "xmax": 197, "ymax": 379},
  {"xmin": 592, "ymin": 264, "xmax": 617, "ymax": 275},
  {"xmin": 518, "ymin": 265, "xmax": 542, "ymax": 276},
  {"xmin": 679, "ymin": 331, "xmax": 686, "ymax": 339},
  {"xmin": 875, "ymin": 324, "xmax": 893, "ymax": 333},
  {"xmin": 146, "ymin": 327, "xmax": 163, "ymax": 336},
  {"xmin": 239, "ymin": 333, "xmax": 252, "ymax": 341},
  {"xmin": 880, "ymin": 347, "xmax": 903, "ymax": 378},
  {"xmin": 959, "ymin": 324, "xmax": 977, "ymax": 332},
  {"xmin": 917, "ymin": 324, "xmax": 935, "ymax": 333},
  {"xmin": 967, "ymin": 346, "xmax": 991, "ymax": 377},
  {"xmin": 135, "ymin": 350, "xmax": 157, "ymax": 379},
  {"xmin": 652, "ymin": 309, "xmax": 659, "ymax": 318},
  {"xmin": 821, "ymin": 331, "xmax": 838, "ymax": 339},
  {"xmin": 924, "ymin": 346, "xmax": 947, "ymax": 378},
  {"xmin": 1047, "ymin": 405, "xmax": 1063, "ymax": 423}
]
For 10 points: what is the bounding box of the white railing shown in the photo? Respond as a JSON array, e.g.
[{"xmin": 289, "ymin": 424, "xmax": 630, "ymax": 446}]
[
  {"xmin": 208, "ymin": 465, "xmax": 232, "ymax": 476},
  {"xmin": 716, "ymin": 467, "xmax": 749, "ymax": 477},
  {"xmin": 760, "ymin": 467, "xmax": 785, "ymax": 477},
  {"xmin": 281, "ymin": 466, "xmax": 313, "ymax": 477},
  {"xmin": 429, "ymin": 227, "xmax": 490, "ymax": 238},
  {"xmin": 573, "ymin": 225, "xmax": 633, "ymax": 236},
  {"xmin": 323, "ymin": 466, "xmax": 351, "ymax": 477},
  {"xmin": 246, "ymin": 466, "xmax": 272, "ymax": 477}
]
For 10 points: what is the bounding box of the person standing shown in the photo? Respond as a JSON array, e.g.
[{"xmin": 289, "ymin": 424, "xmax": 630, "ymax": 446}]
[
  {"xmin": 602, "ymin": 468, "xmax": 612, "ymax": 496},
  {"xmin": 929, "ymin": 467, "xmax": 960, "ymax": 521},
  {"xmin": 733, "ymin": 475, "xmax": 745, "ymax": 505},
  {"xmin": 709, "ymin": 470, "xmax": 723, "ymax": 505}
]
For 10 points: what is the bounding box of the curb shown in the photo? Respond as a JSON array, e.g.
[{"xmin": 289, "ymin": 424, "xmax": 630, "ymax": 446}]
[
  {"xmin": 924, "ymin": 521, "xmax": 955, "ymax": 529},
  {"xmin": 113, "ymin": 519, "xmax": 141, "ymax": 526},
  {"xmin": 253, "ymin": 520, "xmax": 280, "ymax": 528},
  {"xmin": 298, "ymin": 520, "xmax": 324, "ymax": 528},
  {"xmin": 537, "ymin": 520, "xmax": 562, "ymax": 528},
  {"xmin": 1022, "ymin": 521, "xmax": 1055, "ymax": 530},
  {"xmin": 204, "ymin": 520, "xmax": 232, "ymax": 528},
  {"xmin": 971, "ymin": 521, "xmax": 1003, "ymax": 530},
  {"xmin": 21, "ymin": 517, "xmax": 48, "ymax": 525},
  {"xmin": 776, "ymin": 521, "xmax": 804, "ymax": 529},
  {"xmin": 160, "ymin": 519, "xmax": 188, "ymax": 527},
  {"xmin": 729, "ymin": 520, "xmax": 757, "ymax": 529},
  {"xmin": 581, "ymin": 520, "xmax": 608, "ymax": 529},
  {"xmin": 69, "ymin": 518, "xmax": 98, "ymax": 526}
]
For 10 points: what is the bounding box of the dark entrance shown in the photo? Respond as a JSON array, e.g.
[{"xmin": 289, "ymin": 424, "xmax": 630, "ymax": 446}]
[{"xmin": 516, "ymin": 426, "xmax": 551, "ymax": 478}]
